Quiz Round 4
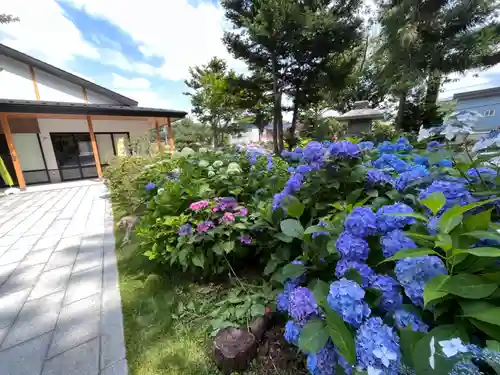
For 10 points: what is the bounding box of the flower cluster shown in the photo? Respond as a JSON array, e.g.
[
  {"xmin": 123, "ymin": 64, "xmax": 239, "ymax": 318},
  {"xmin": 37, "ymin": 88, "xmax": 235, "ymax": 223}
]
[
  {"xmin": 393, "ymin": 309, "xmax": 428, "ymax": 332},
  {"xmin": 419, "ymin": 180, "xmax": 473, "ymax": 213},
  {"xmin": 372, "ymin": 154, "xmax": 409, "ymax": 173},
  {"xmin": 328, "ymin": 279, "xmax": 371, "ymax": 327},
  {"xmin": 329, "ymin": 141, "xmax": 361, "ymax": 159},
  {"xmin": 369, "ymin": 275, "xmax": 402, "ymax": 312}
]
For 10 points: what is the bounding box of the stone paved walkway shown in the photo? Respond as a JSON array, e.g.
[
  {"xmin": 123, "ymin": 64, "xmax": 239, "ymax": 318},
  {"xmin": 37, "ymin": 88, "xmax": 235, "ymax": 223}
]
[{"xmin": 0, "ymin": 183, "xmax": 127, "ymax": 375}]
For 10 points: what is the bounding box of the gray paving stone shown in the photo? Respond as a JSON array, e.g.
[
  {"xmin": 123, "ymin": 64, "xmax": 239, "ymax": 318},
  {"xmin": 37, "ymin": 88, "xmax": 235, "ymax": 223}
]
[
  {"xmin": 0, "ymin": 245, "xmax": 10, "ymax": 258},
  {"xmin": 11, "ymin": 235, "xmax": 41, "ymax": 249},
  {"xmin": 29, "ymin": 266, "xmax": 72, "ymax": 300},
  {"xmin": 0, "ymin": 289, "xmax": 31, "ymax": 328},
  {"xmin": 54, "ymin": 235, "xmax": 81, "ymax": 252},
  {"xmin": 0, "ymin": 325, "xmax": 9, "ymax": 345},
  {"xmin": 1, "ymin": 291, "xmax": 64, "ymax": 349},
  {"xmin": 0, "ymin": 332, "xmax": 52, "ymax": 375},
  {"xmin": 22, "ymin": 248, "xmax": 54, "ymax": 266},
  {"xmin": 0, "ymin": 264, "xmax": 44, "ymax": 294},
  {"xmin": 101, "ymin": 359, "xmax": 128, "ymax": 375},
  {"xmin": 64, "ymin": 265, "xmax": 102, "ymax": 305},
  {"xmin": 0, "ymin": 246, "xmax": 31, "ymax": 266},
  {"xmin": 72, "ymin": 244, "xmax": 103, "ymax": 274},
  {"xmin": 42, "ymin": 338, "xmax": 99, "ymax": 375},
  {"xmin": 48, "ymin": 293, "xmax": 101, "ymax": 358},
  {"xmin": 33, "ymin": 235, "xmax": 62, "ymax": 251},
  {"xmin": 0, "ymin": 262, "xmax": 19, "ymax": 286},
  {"xmin": 44, "ymin": 245, "xmax": 79, "ymax": 271}
]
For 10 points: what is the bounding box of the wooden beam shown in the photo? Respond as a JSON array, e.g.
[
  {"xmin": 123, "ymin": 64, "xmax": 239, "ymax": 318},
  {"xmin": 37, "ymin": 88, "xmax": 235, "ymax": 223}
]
[
  {"xmin": 5, "ymin": 113, "xmax": 149, "ymax": 121},
  {"xmin": 86, "ymin": 116, "xmax": 103, "ymax": 179},
  {"xmin": 28, "ymin": 65, "xmax": 41, "ymax": 100},
  {"xmin": 82, "ymin": 87, "xmax": 89, "ymax": 103},
  {"xmin": 0, "ymin": 114, "xmax": 26, "ymax": 189},
  {"xmin": 155, "ymin": 119, "xmax": 162, "ymax": 152},
  {"xmin": 167, "ymin": 117, "xmax": 175, "ymax": 152}
]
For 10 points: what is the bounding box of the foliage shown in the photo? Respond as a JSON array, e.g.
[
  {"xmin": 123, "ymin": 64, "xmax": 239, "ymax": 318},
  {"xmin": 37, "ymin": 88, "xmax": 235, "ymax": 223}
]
[
  {"xmin": 360, "ymin": 119, "xmax": 397, "ymax": 142},
  {"xmin": 0, "ymin": 13, "xmax": 19, "ymax": 24},
  {"xmin": 0, "ymin": 156, "xmax": 13, "ymax": 186},
  {"xmin": 169, "ymin": 118, "xmax": 212, "ymax": 151}
]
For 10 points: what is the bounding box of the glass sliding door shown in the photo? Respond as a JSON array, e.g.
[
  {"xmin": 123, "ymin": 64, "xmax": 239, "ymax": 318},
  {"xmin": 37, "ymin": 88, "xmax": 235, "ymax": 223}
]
[{"xmin": 51, "ymin": 133, "xmax": 98, "ymax": 181}]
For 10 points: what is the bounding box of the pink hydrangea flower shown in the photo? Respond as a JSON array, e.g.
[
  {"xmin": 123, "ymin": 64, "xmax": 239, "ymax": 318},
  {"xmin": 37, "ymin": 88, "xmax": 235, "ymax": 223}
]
[
  {"xmin": 189, "ymin": 200, "xmax": 209, "ymax": 211},
  {"xmin": 222, "ymin": 212, "xmax": 235, "ymax": 223}
]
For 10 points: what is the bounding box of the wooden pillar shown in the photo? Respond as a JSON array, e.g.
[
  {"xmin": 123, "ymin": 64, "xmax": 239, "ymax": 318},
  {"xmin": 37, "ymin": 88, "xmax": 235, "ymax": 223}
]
[
  {"xmin": 0, "ymin": 113, "xmax": 26, "ymax": 189},
  {"xmin": 86, "ymin": 115, "xmax": 103, "ymax": 179},
  {"xmin": 155, "ymin": 119, "xmax": 162, "ymax": 152},
  {"xmin": 28, "ymin": 65, "xmax": 41, "ymax": 100},
  {"xmin": 82, "ymin": 87, "xmax": 89, "ymax": 103},
  {"xmin": 167, "ymin": 117, "xmax": 175, "ymax": 152}
]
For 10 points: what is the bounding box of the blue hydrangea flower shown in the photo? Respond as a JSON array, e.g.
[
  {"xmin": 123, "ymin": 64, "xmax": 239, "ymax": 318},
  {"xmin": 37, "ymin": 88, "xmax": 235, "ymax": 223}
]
[
  {"xmin": 427, "ymin": 216, "xmax": 439, "ymax": 235},
  {"xmin": 312, "ymin": 220, "xmax": 329, "ymax": 239},
  {"xmin": 329, "ymin": 141, "xmax": 361, "ymax": 159},
  {"xmin": 395, "ymin": 256, "xmax": 447, "ymax": 307},
  {"xmin": 328, "ymin": 279, "xmax": 371, "ymax": 327},
  {"xmin": 276, "ymin": 282, "xmax": 296, "ymax": 312},
  {"xmin": 439, "ymin": 159, "xmax": 453, "ymax": 168},
  {"xmin": 302, "ymin": 142, "xmax": 325, "ymax": 166},
  {"xmin": 449, "ymin": 361, "xmax": 481, "ymax": 375},
  {"xmin": 467, "ymin": 167, "xmax": 497, "ymax": 180},
  {"xmin": 178, "ymin": 224, "xmax": 192, "ymax": 237},
  {"xmin": 335, "ymin": 259, "xmax": 375, "ymax": 288},
  {"xmin": 284, "ymin": 320, "xmax": 302, "ymax": 346},
  {"xmin": 372, "ymin": 154, "xmax": 409, "ymax": 173},
  {"xmin": 289, "ymin": 287, "xmax": 320, "ymax": 323},
  {"xmin": 366, "ymin": 169, "xmax": 394, "ymax": 187},
  {"xmin": 344, "ymin": 207, "xmax": 377, "ymax": 238},
  {"xmin": 376, "ymin": 203, "xmax": 416, "ymax": 233},
  {"xmin": 380, "ymin": 230, "xmax": 417, "ymax": 258},
  {"xmin": 266, "ymin": 156, "xmax": 273, "ymax": 171},
  {"xmin": 419, "ymin": 180, "xmax": 473, "ymax": 213},
  {"xmin": 393, "ymin": 309, "xmax": 428, "ymax": 332},
  {"xmin": 378, "ymin": 141, "xmax": 397, "ymax": 154},
  {"xmin": 297, "ymin": 164, "xmax": 313, "ymax": 174},
  {"xmin": 412, "ymin": 154, "xmax": 428, "ymax": 166},
  {"xmin": 145, "ymin": 182, "xmax": 156, "ymax": 191},
  {"xmin": 272, "ymin": 172, "xmax": 305, "ymax": 210},
  {"xmin": 335, "ymin": 232, "xmax": 370, "ymax": 261},
  {"xmin": 355, "ymin": 317, "xmax": 402, "ymax": 375},
  {"xmin": 370, "ymin": 275, "xmax": 402, "ymax": 312},
  {"xmin": 287, "ymin": 167, "xmax": 295, "ymax": 173},
  {"xmin": 307, "ymin": 344, "xmax": 337, "ymax": 375},
  {"xmin": 396, "ymin": 137, "xmax": 413, "ymax": 153},
  {"xmin": 427, "ymin": 141, "xmax": 442, "ymax": 151},
  {"xmin": 394, "ymin": 166, "xmax": 429, "ymax": 192},
  {"xmin": 282, "ymin": 150, "xmax": 302, "ymax": 162},
  {"xmin": 359, "ymin": 141, "xmax": 374, "ymax": 150},
  {"xmin": 289, "ymin": 260, "xmax": 306, "ymax": 284},
  {"xmin": 336, "ymin": 350, "xmax": 354, "ymax": 375}
]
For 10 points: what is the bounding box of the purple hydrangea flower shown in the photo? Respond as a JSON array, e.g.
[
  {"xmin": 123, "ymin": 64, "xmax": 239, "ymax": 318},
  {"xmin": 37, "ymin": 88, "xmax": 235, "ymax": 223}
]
[
  {"xmin": 312, "ymin": 220, "xmax": 329, "ymax": 239},
  {"xmin": 376, "ymin": 203, "xmax": 416, "ymax": 233},
  {"xmin": 215, "ymin": 197, "xmax": 238, "ymax": 211},
  {"xmin": 197, "ymin": 220, "xmax": 215, "ymax": 232},
  {"xmin": 370, "ymin": 275, "xmax": 402, "ymax": 312},
  {"xmin": 289, "ymin": 287, "xmax": 320, "ymax": 323},
  {"xmin": 284, "ymin": 320, "xmax": 302, "ymax": 346},
  {"xmin": 335, "ymin": 232, "xmax": 370, "ymax": 261},
  {"xmin": 366, "ymin": 169, "xmax": 394, "ymax": 187},
  {"xmin": 178, "ymin": 224, "xmax": 192, "ymax": 237},
  {"xmin": 393, "ymin": 310, "xmax": 428, "ymax": 332},
  {"xmin": 372, "ymin": 154, "xmax": 409, "ymax": 173},
  {"xmin": 419, "ymin": 180, "xmax": 473, "ymax": 213},
  {"xmin": 145, "ymin": 182, "xmax": 156, "ymax": 191},
  {"xmin": 394, "ymin": 166, "xmax": 429, "ymax": 192},
  {"xmin": 266, "ymin": 156, "xmax": 273, "ymax": 171},
  {"xmin": 359, "ymin": 141, "xmax": 374, "ymax": 150},
  {"xmin": 344, "ymin": 207, "xmax": 377, "ymax": 238},
  {"xmin": 276, "ymin": 282, "xmax": 296, "ymax": 312},
  {"xmin": 239, "ymin": 235, "xmax": 253, "ymax": 245},
  {"xmin": 395, "ymin": 256, "xmax": 447, "ymax": 307},
  {"xmin": 329, "ymin": 141, "xmax": 361, "ymax": 159},
  {"xmin": 335, "ymin": 259, "xmax": 375, "ymax": 288},
  {"xmin": 355, "ymin": 317, "xmax": 401, "ymax": 375},
  {"xmin": 328, "ymin": 279, "xmax": 371, "ymax": 328},
  {"xmin": 307, "ymin": 343, "xmax": 337, "ymax": 375},
  {"xmin": 380, "ymin": 230, "xmax": 417, "ymax": 258},
  {"xmin": 297, "ymin": 164, "xmax": 313, "ymax": 174}
]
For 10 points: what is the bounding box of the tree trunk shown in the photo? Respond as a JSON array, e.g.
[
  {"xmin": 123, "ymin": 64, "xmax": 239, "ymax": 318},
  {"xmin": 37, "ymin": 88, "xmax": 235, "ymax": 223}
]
[
  {"xmin": 423, "ymin": 71, "xmax": 442, "ymax": 127},
  {"xmin": 395, "ymin": 90, "xmax": 407, "ymax": 131},
  {"xmin": 277, "ymin": 96, "xmax": 284, "ymax": 154},
  {"xmin": 271, "ymin": 53, "xmax": 280, "ymax": 155},
  {"xmin": 212, "ymin": 124, "xmax": 218, "ymax": 148}
]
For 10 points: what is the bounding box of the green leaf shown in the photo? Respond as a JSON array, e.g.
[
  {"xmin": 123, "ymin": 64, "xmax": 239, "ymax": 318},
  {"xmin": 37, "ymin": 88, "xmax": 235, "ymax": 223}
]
[
  {"xmin": 212, "ymin": 243, "xmax": 224, "ymax": 255},
  {"xmin": 305, "ymin": 225, "xmax": 329, "ymax": 235},
  {"xmin": 324, "ymin": 308, "xmax": 356, "ymax": 364},
  {"xmin": 264, "ymin": 258, "xmax": 281, "ymax": 276},
  {"xmin": 387, "ymin": 212, "xmax": 429, "ymax": 222},
  {"xmin": 280, "ymin": 219, "xmax": 304, "ymax": 238},
  {"xmin": 280, "ymin": 262, "xmax": 306, "ymax": 282},
  {"xmin": 191, "ymin": 253, "xmax": 205, "ymax": 269},
  {"xmin": 233, "ymin": 223, "xmax": 247, "ymax": 230},
  {"xmin": 399, "ymin": 328, "xmax": 425, "ymax": 368},
  {"xmin": 469, "ymin": 319, "xmax": 500, "ymax": 341},
  {"xmin": 439, "ymin": 208, "xmax": 463, "ymax": 234},
  {"xmin": 487, "ymin": 340, "xmax": 500, "ymax": 352},
  {"xmin": 274, "ymin": 233, "xmax": 294, "ymax": 243},
  {"xmin": 424, "ymin": 274, "xmax": 450, "ymax": 308},
  {"xmin": 250, "ymin": 303, "xmax": 265, "ymax": 317},
  {"xmin": 420, "ymin": 192, "xmax": 446, "ymax": 216},
  {"xmin": 462, "ymin": 230, "xmax": 500, "ymax": 243},
  {"xmin": 327, "ymin": 239, "xmax": 338, "ymax": 255},
  {"xmin": 309, "ymin": 279, "xmax": 330, "ymax": 307},
  {"xmin": 298, "ymin": 319, "xmax": 329, "ymax": 353},
  {"xmin": 380, "ymin": 248, "xmax": 438, "ymax": 264},
  {"xmin": 463, "ymin": 208, "xmax": 492, "ymax": 232},
  {"xmin": 461, "ymin": 300, "xmax": 500, "ymax": 326},
  {"xmin": 283, "ymin": 196, "xmax": 305, "ymax": 217},
  {"xmin": 440, "ymin": 274, "xmax": 497, "ymax": 299},
  {"xmin": 222, "ymin": 241, "xmax": 235, "ymax": 253},
  {"xmin": 346, "ymin": 188, "xmax": 363, "ymax": 205},
  {"xmin": 453, "ymin": 247, "xmax": 500, "ymax": 258}
]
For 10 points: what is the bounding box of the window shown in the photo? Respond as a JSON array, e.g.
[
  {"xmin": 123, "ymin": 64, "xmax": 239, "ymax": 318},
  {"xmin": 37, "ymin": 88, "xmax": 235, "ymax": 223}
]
[{"xmin": 484, "ymin": 109, "xmax": 496, "ymax": 117}]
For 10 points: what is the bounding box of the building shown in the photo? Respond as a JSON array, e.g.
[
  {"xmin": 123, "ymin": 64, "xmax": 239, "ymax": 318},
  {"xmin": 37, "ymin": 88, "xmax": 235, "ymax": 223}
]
[
  {"xmin": 454, "ymin": 87, "xmax": 500, "ymax": 131},
  {"xmin": 335, "ymin": 101, "xmax": 385, "ymax": 135},
  {"xmin": 0, "ymin": 43, "xmax": 187, "ymax": 189}
]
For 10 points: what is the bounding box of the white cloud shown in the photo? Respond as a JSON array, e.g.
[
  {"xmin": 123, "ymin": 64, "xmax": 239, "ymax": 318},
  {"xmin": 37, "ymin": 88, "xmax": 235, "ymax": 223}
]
[
  {"xmin": 441, "ymin": 70, "xmax": 495, "ymax": 99},
  {"xmin": 0, "ymin": 0, "xmax": 99, "ymax": 67},
  {"xmin": 65, "ymin": 0, "xmax": 247, "ymax": 81},
  {"xmin": 114, "ymin": 89, "xmax": 186, "ymax": 111},
  {"xmin": 112, "ymin": 73, "xmax": 150, "ymax": 89}
]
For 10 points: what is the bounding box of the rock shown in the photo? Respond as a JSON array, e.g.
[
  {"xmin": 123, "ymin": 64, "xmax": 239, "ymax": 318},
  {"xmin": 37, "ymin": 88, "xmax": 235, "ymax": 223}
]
[
  {"xmin": 250, "ymin": 314, "xmax": 271, "ymax": 342},
  {"xmin": 213, "ymin": 327, "xmax": 257, "ymax": 374},
  {"xmin": 4, "ymin": 187, "xmax": 20, "ymax": 195}
]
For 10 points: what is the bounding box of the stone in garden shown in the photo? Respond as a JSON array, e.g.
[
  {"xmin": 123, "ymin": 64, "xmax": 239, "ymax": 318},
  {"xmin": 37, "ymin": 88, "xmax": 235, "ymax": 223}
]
[
  {"xmin": 250, "ymin": 314, "xmax": 271, "ymax": 342},
  {"xmin": 213, "ymin": 327, "xmax": 257, "ymax": 374}
]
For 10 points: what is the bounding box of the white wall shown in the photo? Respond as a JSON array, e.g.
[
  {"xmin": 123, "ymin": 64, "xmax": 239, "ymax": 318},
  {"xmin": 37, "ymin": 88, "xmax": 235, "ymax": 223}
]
[
  {"xmin": 229, "ymin": 128, "xmax": 260, "ymax": 145},
  {"xmin": 0, "ymin": 55, "xmax": 36, "ymax": 100},
  {"xmin": 37, "ymin": 118, "xmax": 152, "ymax": 169}
]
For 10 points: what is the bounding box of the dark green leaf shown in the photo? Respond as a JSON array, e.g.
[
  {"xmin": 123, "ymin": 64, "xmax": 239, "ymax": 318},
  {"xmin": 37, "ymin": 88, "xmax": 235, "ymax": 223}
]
[
  {"xmin": 462, "ymin": 230, "xmax": 500, "ymax": 243},
  {"xmin": 298, "ymin": 319, "xmax": 329, "ymax": 353},
  {"xmin": 487, "ymin": 340, "xmax": 500, "ymax": 352},
  {"xmin": 222, "ymin": 241, "xmax": 234, "ymax": 253},
  {"xmin": 250, "ymin": 303, "xmax": 266, "ymax": 317},
  {"xmin": 346, "ymin": 188, "xmax": 363, "ymax": 204},
  {"xmin": 453, "ymin": 247, "xmax": 500, "ymax": 258},
  {"xmin": 283, "ymin": 196, "xmax": 305, "ymax": 218},
  {"xmin": 424, "ymin": 274, "xmax": 449, "ymax": 308},
  {"xmin": 420, "ymin": 192, "xmax": 446, "ymax": 216},
  {"xmin": 274, "ymin": 233, "xmax": 294, "ymax": 243},
  {"xmin": 280, "ymin": 219, "xmax": 304, "ymax": 238},
  {"xmin": 327, "ymin": 239, "xmax": 338, "ymax": 255},
  {"xmin": 469, "ymin": 319, "xmax": 500, "ymax": 341},
  {"xmin": 439, "ymin": 208, "xmax": 463, "ymax": 234},
  {"xmin": 461, "ymin": 300, "xmax": 500, "ymax": 326},
  {"xmin": 399, "ymin": 328, "xmax": 425, "ymax": 368},
  {"xmin": 234, "ymin": 223, "xmax": 247, "ymax": 230},
  {"xmin": 344, "ymin": 269, "xmax": 363, "ymax": 286},
  {"xmin": 305, "ymin": 225, "xmax": 329, "ymax": 235},
  {"xmin": 441, "ymin": 274, "xmax": 497, "ymax": 299},
  {"xmin": 324, "ymin": 308, "xmax": 356, "ymax": 364},
  {"xmin": 380, "ymin": 248, "xmax": 438, "ymax": 264},
  {"xmin": 264, "ymin": 258, "xmax": 281, "ymax": 276},
  {"xmin": 280, "ymin": 262, "xmax": 306, "ymax": 282},
  {"xmin": 191, "ymin": 253, "xmax": 205, "ymax": 269},
  {"xmin": 309, "ymin": 279, "xmax": 329, "ymax": 307},
  {"xmin": 463, "ymin": 209, "xmax": 492, "ymax": 232},
  {"xmin": 388, "ymin": 212, "xmax": 429, "ymax": 222}
]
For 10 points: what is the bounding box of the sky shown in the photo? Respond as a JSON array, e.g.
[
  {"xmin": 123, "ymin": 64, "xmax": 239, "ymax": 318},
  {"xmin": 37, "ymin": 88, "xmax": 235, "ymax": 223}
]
[{"xmin": 1, "ymin": 0, "xmax": 500, "ymax": 113}]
